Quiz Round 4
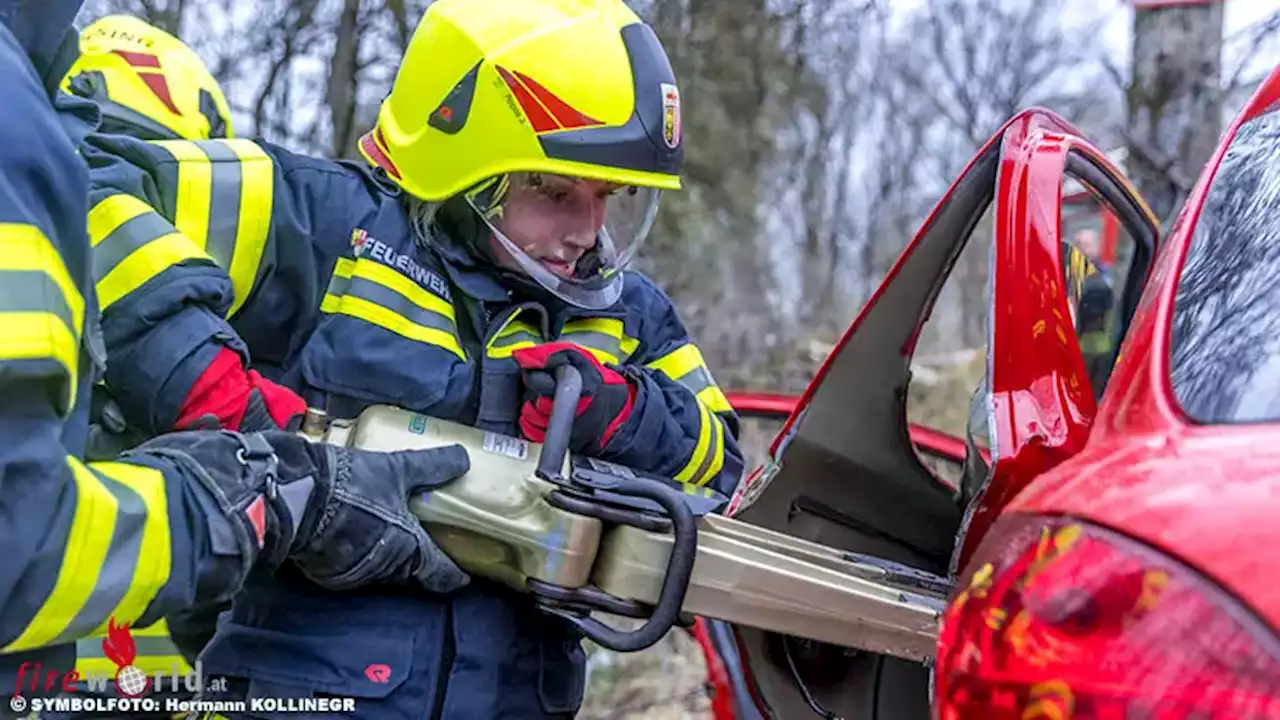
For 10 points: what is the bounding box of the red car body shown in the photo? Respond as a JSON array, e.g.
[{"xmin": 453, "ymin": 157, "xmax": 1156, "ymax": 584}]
[
  {"xmin": 932, "ymin": 64, "xmax": 1280, "ymax": 718},
  {"xmin": 688, "ymin": 65, "xmax": 1280, "ymax": 718}
]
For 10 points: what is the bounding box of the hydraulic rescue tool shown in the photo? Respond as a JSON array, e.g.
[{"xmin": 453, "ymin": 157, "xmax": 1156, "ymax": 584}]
[{"xmin": 299, "ymin": 366, "xmax": 948, "ymax": 659}]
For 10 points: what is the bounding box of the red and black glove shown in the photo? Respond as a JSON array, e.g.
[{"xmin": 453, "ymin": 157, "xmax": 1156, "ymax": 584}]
[
  {"xmin": 512, "ymin": 342, "xmax": 637, "ymax": 455},
  {"xmin": 174, "ymin": 347, "xmax": 306, "ymax": 432}
]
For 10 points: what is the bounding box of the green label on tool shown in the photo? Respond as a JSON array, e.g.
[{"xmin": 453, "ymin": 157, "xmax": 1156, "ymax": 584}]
[{"xmin": 408, "ymin": 414, "xmax": 428, "ymax": 435}]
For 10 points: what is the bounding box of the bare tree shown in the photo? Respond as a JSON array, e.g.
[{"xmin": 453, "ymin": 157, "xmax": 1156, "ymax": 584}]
[{"xmin": 878, "ymin": 0, "xmax": 1112, "ymax": 349}]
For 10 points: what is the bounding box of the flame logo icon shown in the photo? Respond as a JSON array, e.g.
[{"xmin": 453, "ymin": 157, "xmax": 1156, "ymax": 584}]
[{"xmin": 102, "ymin": 618, "xmax": 151, "ymax": 697}]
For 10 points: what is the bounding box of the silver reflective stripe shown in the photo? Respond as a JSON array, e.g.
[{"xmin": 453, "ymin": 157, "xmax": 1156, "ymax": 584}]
[
  {"xmin": 75, "ymin": 634, "xmax": 179, "ymax": 659},
  {"xmin": 325, "ymin": 269, "xmax": 352, "ymax": 299},
  {"xmin": 90, "ymin": 212, "xmax": 175, "ymax": 285},
  {"xmin": 688, "ymin": 412, "xmax": 723, "ymax": 485},
  {"xmin": 0, "ymin": 269, "xmax": 78, "ymax": 335},
  {"xmin": 559, "ymin": 329, "xmax": 628, "ymax": 362},
  {"xmin": 51, "ymin": 471, "xmax": 148, "ymax": 645},
  {"xmin": 200, "ymin": 141, "xmax": 243, "ymax": 269},
  {"xmin": 346, "ymin": 276, "xmax": 457, "ymax": 334},
  {"xmin": 669, "ymin": 364, "xmax": 717, "ymax": 398}
]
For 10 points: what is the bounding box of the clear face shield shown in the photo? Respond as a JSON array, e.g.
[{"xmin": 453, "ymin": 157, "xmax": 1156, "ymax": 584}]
[{"xmin": 463, "ymin": 171, "xmax": 661, "ymax": 309}]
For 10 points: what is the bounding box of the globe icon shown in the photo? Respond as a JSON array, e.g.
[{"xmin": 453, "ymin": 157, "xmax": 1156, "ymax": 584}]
[{"xmin": 115, "ymin": 665, "xmax": 148, "ymax": 697}]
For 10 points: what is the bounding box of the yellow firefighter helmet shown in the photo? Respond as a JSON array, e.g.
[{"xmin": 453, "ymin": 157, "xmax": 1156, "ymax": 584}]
[
  {"xmin": 361, "ymin": 0, "xmax": 685, "ymax": 308},
  {"xmin": 62, "ymin": 14, "xmax": 233, "ymax": 140}
]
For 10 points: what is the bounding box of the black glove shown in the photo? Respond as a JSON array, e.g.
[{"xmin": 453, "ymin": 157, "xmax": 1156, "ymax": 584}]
[
  {"xmin": 85, "ymin": 387, "xmax": 150, "ymax": 461},
  {"xmin": 124, "ymin": 429, "xmax": 471, "ymax": 596}
]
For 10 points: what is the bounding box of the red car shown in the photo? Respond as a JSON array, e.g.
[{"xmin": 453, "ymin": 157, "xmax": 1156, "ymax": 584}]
[{"xmin": 689, "ymin": 64, "xmax": 1280, "ymax": 719}]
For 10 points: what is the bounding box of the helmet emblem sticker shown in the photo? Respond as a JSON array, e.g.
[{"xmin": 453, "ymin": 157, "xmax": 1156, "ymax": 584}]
[{"xmin": 661, "ymin": 83, "xmax": 681, "ymax": 149}]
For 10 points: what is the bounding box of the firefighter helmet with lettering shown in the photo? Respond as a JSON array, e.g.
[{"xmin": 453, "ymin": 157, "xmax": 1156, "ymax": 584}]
[
  {"xmin": 360, "ymin": 0, "xmax": 683, "ymax": 308},
  {"xmin": 62, "ymin": 15, "xmax": 234, "ymax": 141}
]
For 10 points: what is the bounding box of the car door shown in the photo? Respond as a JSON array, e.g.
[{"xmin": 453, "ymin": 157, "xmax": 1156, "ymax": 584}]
[
  {"xmin": 951, "ymin": 120, "xmax": 1160, "ymax": 576},
  {"xmin": 720, "ymin": 109, "xmax": 1159, "ymax": 720}
]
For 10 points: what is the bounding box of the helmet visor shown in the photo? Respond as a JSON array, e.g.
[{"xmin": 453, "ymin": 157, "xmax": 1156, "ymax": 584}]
[{"xmin": 464, "ymin": 172, "xmax": 660, "ymax": 309}]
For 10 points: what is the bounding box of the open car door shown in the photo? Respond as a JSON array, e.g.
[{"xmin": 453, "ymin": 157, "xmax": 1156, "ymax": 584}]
[
  {"xmin": 722, "ymin": 109, "xmax": 1159, "ymax": 720},
  {"xmin": 700, "ymin": 393, "xmax": 969, "ymax": 720}
]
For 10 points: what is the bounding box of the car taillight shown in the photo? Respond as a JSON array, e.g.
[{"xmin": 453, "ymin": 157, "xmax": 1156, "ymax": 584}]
[{"xmin": 934, "ymin": 515, "xmax": 1280, "ymax": 719}]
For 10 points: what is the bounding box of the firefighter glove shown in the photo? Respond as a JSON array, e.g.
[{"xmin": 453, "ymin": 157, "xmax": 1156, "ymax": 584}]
[
  {"xmin": 512, "ymin": 342, "xmax": 638, "ymax": 455},
  {"xmin": 175, "ymin": 347, "xmax": 306, "ymax": 432},
  {"xmin": 125, "ymin": 430, "xmax": 472, "ymax": 597}
]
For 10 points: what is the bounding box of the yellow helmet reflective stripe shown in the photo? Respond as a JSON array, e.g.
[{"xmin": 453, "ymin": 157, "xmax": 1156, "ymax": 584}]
[
  {"xmin": 62, "ymin": 15, "xmax": 233, "ymax": 141},
  {"xmin": 361, "ymin": 0, "xmax": 683, "ymax": 202}
]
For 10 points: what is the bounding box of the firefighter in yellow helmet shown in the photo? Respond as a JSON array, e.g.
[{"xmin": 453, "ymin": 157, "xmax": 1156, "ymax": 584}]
[
  {"xmin": 62, "ymin": 14, "xmax": 233, "ymax": 141},
  {"xmin": 80, "ymin": 0, "xmax": 742, "ymax": 716}
]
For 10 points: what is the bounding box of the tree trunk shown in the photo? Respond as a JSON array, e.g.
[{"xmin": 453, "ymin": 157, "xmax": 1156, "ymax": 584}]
[
  {"xmin": 1126, "ymin": 1, "xmax": 1224, "ymax": 225},
  {"xmin": 327, "ymin": 0, "xmax": 362, "ymax": 159}
]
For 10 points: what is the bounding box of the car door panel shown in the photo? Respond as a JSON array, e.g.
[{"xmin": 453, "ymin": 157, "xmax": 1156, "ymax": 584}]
[
  {"xmin": 953, "ymin": 133, "xmax": 1159, "ymax": 574},
  {"xmin": 719, "ymin": 109, "xmax": 1157, "ymax": 720}
]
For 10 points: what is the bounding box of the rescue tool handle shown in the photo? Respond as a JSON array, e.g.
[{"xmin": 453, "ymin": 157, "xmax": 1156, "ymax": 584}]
[
  {"xmin": 536, "ymin": 364, "xmax": 583, "ymax": 481},
  {"xmin": 547, "ymin": 476, "xmax": 697, "ymax": 653}
]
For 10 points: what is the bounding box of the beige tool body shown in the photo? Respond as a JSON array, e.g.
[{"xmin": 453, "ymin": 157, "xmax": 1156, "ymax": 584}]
[{"xmin": 299, "ymin": 365, "xmax": 946, "ymax": 659}]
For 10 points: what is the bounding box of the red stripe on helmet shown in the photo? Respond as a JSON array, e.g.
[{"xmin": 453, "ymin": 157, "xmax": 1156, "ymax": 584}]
[
  {"xmin": 496, "ymin": 66, "xmax": 559, "ymax": 133},
  {"xmin": 111, "ymin": 49, "xmax": 162, "ymax": 68},
  {"xmin": 139, "ymin": 72, "xmax": 182, "ymax": 115},
  {"xmin": 514, "ymin": 71, "xmax": 602, "ymax": 130},
  {"xmin": 360, "ymin": 128, "xmax": 402, "ymax": 179}
]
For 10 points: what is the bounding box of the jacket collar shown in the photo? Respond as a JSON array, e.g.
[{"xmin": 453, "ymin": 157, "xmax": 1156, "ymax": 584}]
[{"xmin": 426, "ymin": 228, "xmax": 513, "ymax": 304}]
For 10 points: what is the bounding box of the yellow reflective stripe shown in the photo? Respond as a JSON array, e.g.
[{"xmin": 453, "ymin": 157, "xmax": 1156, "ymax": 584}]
[
  {"xmin": 223, "ymin": 140, "xmax": 274, "ymax": 316},
  {"xmin": 319, "ymin": 258, "xmax": 356, "ymax": 312},
  {"xmin": 647, "ymin": 343, "xmax": 697, "ymax": 377},
  {"xmin": 88, "ymin": 461, "xmax": 171, "ymax": 633},
  {"xmin": 674, "ymin": 402, "xmax": 716, "ymax": 485},
  {"xmin": 352, "ymin": 259, "xmax": 456, "ymax": 321},
  {"xmin": 153, "ymin": 140, "xmax": 213, "ymax": 249},
  {"xmin": 645, "ymin": 343, "xmax": 733, "ymax": 414},
  {"xmin": 87, "ymin": 193, "xmax": 151, "ymax": 245},
  {"xmin": 488, "ymin": 311, "xmax": 542, "ymax": 359},
  {"xmin": 560, "ymin": 317, "xmax": 639, "ymax": 366},
  {"xmin": 0, "ymin": 223, "xmax": 85, "ymax": 336},
  {"xmin": 0, "ymin": 313, "xmax": 79, "ymax": 408},
  {"xmin": 0, "ymin": 224, "xmax": 86, "ymax": 411},
  {"xmin": 696, "ymin": 384, "xmax": 733, "ymax": 415},
  {"xmin": 77, "ymin": 655, "xmax": 191, "ymax": 677},
  {"xmin": 321, "ymin": 257, "xmax": 464, "ymax": 358},
  {"xmin": 3, "ymin": 459, "xmax": 117, "ymax": 653},
  {"xmin": 330, "ymin": 295, "xmax": 465, "ymax": 360},
  {"xmin": 152, "ymin": 140, "xmax": 275, "ymax": 317},
  {"xmin": 96, "ymin": 231, "xmax": 211, "ymax": 309},
  {"xmin": 578, "ymin": 345, "xmax": 615, "ymax": 366},
  {"xmin": 703, "ymin": 413, "xmax": 726, "ymax": 485},
  {"xmin": 88, "ymin": 194, "xmax": 213, "ymax": 309}
]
